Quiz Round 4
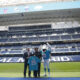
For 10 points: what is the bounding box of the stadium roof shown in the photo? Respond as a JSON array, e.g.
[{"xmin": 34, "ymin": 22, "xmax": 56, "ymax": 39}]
[
  {"xmin": 0, "ymin": 1, "xmax": 80, "ymax": 15},
  {"xmin": 0, "ymin": 8, "xmax": 80, "ymax": 26},
  {"xmin": 0, "ymin": 1, "xmax": 80, "ymax": 26},
  {"xmin": 0, "ymin": 0, "xmax": 79, "ymax": 7}
]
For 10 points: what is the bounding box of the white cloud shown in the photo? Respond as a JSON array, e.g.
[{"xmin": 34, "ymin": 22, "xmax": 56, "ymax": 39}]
[
  {"xmin": 34, "ymin": 5, "xmax": 43, "ymax": 10},
  {"xmin": 14, "ymin": 7, "xmax": 20, "ymax": 12}
]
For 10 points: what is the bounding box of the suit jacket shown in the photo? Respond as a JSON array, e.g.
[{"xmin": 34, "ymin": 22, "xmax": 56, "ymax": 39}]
[{"xmin": 23, "ymin": 51, "xmax": 32, "ymax": 62}]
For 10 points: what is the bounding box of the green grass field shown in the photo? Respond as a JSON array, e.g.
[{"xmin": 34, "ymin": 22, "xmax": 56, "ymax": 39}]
[{"xmin": 0, "ymin": 62, "xmax": 80, "ymax": 77}]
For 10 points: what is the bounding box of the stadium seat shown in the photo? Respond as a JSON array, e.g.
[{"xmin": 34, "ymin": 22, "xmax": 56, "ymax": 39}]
[
  {"xmin": 50, "ymin": 36, "xmax": 60, "ymax": 41},
  {"xmin": 72, "ymin": 34, "xmax": 80, "ymax": 39},
  {"xmin": 61, "ymin": 35, "xmax": 72, "ymax": 40}
]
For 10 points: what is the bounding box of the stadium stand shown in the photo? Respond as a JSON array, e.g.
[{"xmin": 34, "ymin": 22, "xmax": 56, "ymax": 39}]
[
  {"xmin": 0, "ymin": 25, "xmax": 80, "ymax": 43},
  {"xmin": 0, "ymin": 24, "xmax": 80, "ymax": 55},
  {"xmin": 0, "ymin": 0, "xmax": 80, "ymax": 79}
]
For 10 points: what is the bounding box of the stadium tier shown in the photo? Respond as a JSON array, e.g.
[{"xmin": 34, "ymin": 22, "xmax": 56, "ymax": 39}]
[
  {"xmin": 0, "ymin": 25, "xmax": 80, "ymax": 55},
  {"xmin": 0, "ymin": 25, "xmax": 80, "ymax": 43},
  {"xmin": 0, "ymin": 43, "xmax": 80, "ymax": 54}
]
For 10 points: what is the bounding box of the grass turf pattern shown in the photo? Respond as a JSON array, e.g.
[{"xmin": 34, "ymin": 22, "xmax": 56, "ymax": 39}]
[{"xmin": 0, "ymin": 62, "xmax": 80, "ymax": 77}]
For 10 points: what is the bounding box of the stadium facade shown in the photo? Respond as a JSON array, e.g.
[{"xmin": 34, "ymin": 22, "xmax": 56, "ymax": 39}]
[{"xmin": 0, "ymin": 0, "xmax": 80, "ymax": 63}]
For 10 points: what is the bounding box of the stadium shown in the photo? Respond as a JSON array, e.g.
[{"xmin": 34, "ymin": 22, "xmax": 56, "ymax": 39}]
[{"xmin": 0, "ymin": 0, "xmax": 80, "ymax": 80}]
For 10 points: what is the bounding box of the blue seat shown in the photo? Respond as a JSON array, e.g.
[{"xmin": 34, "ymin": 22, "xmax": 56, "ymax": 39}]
[
  {"xmin": 70, "ymin": 48, "xmax": 77, "ymax": 52},
  {"xmin": 1, "ymin": 51, "xmax": 7, "ymax": 54},
  {"xmin": 64, "ymin": 28, "xmax": 75, "ymax": 34},
  {"xmin": 38, "ymin": 36, "xmax": 49, "ymax": 41},
  {"xmin": 8, "ymin": 38, "xmax": 18, "ymax": 42},
  {"xmin": 32, "ymin": 37, "xmax": 38, "ymax": 41},
  {"xmin": 0, "ymin": 38, "xmax": 7, "ymax": 42},
  {"xmin": 66, "ymin": 43, "xmax": 76, "ymax": 47},
  {"xmin": 61, "ymin": 35, "xmax": 71, "ymax": 40},
  {"xmin": 77, "ymin": 47, "xmax": 80, "ymax": 52},
  {"xmin": 18, "ymin": 38, "xmax": 29, "ymax": 42},
  {"xmin": 55, "ymin": 44, "xmax": 67, "ymax": 47},
  {"xmin": 75, "ymin": 27, "xmax": 80, "ymax": 33},
  {"xmin": 55, "ymin": 48, "xmax": 69, "ymax": 53},
  {"xmin": 9, "ymin": 50, "xmax": 22, "ymax": 54},
  {"xmin": 50, "ymin": 36, "xmax": 60, "ymax": 41},
  {"xmin": 76, "ymin": 43, "xmax": 80, "ymax": 47},
  {"xmin": 72, "ymin": 34, "xmax": 80, "ymax": 39}
]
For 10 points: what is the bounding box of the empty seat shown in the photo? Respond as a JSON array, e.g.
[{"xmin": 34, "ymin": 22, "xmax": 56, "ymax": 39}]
[
  {"xmin": 9, "ymin": 24, "xmax": 51, "ymax": 31},
  {"xmin": 53, "ymin": 30, "xmax": 64, "ymax": 34},
  {"xmin": 32, "ymin": 37, "xmax": 38, "ymax": 41},
  {"xmin": 55, "ymin": 44, "xmax": 67, "ymax": 47},
  {"xmin": 1, "ymin": 51, "xmax": 7, "ymax": 54},
  {"xmin": 75, "ymin": 27, "xmax": 80, "ymax": 33},
  {"xmin": 0, "ymin": 38, "xmax": 7, "ymax": 42},
  {"xmin": 61, "ymin": 35, "xmax": 71, "ymax": 40},
  {"xmin": 76, "ymin": 43, "xmax": 80, "ymax": 47},
  {"xmin": 8, "ymin": 38, "xmax": 19, "ymax": 42},
  {"xmin": 70, "ymin": 47, "xmax": 77, "ymax": 52},
  {"xmin": 55, "ymin": 48, "xmax": 69, "ymax": 53},
  {"xmin": 64, "ymin": 29, "xmax": 75, "ymax": 34},
  {"xmin": 50, "ymin": 36, "xmax": 60, "ymax": 41},
  {"xmin": 77, "ymin": 47, "xmax": 80, "ymax": 52},
  {"xmin": 9, "ymin": 50, "xmax": 22, "ymax": 54},
  {"xmin": 66, "ymin": 43, "xmax": 76, "ymax": 47},
  {"xmin": 28, "ymin": 37, "xmax": 38, "ymax": 42},
  {"xmin": 72, "ymin": 34, "xmax": 80, "ymax": 39},
  {"xmin": 18, "ymin": 38, "xmax": 29, "ymax": 42},
  {"xmin": 38, "ymin": 36, "xmax": 49, "ymax": 41}
]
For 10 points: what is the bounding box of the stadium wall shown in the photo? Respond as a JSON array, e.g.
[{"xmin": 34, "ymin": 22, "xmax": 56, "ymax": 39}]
[{"xmin": 0, "ymin": 55, "xmax": 80, "ymax": 63}]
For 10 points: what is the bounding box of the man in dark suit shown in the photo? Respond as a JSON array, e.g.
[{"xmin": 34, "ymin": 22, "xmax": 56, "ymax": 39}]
[
  {"xmin": 23, "ymin": 48, "xmax": 31, "ymax": 78},
  {"xmin": 34, "ymin": 47, "xmax": 42, "ymax": 77}
]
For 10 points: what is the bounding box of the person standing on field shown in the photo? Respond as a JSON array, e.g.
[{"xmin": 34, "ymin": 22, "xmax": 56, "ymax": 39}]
[
  {"xmin": 28, "ymin": 53, "xmax": 40, "ymax": 77},
  {"xmin": 39, "ymin": 43, "xmax": 51, "ymax": 77},
  {"xmin": 34, "ymin": 47, "xmax": 42, "ymax": 77},
  {"xmin": 23, "ymin": 48, "xmax": 31, "ymax": 78}
]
